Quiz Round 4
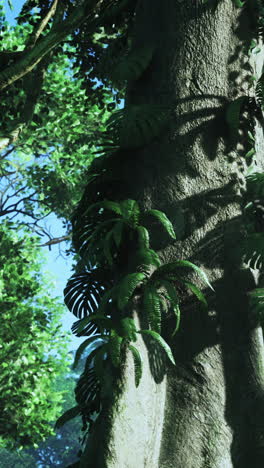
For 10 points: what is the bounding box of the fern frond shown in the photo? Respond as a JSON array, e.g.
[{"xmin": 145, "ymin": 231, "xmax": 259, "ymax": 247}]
[
  {"xmin": 117, "ymin": 272, "xmax": 146, "ymax": 309},
  {"xmin": 106, "ymin": 105, "xmax": 171, "ymax": 149},
  {"xmin": 55, "ymin": 406, "xmax": 80, "ymax": 429},
  {"xmin": 136, "ymin": 225, "xmax": 150, "ymax": 248},
  {"xmin": 120, "ymin": 199, "xmax": 140, "ymax": 223},
  {"xmin": 153, "ymin": 260, "xmax": 213, "ymax": 289},
  {"xmin": 172, "ymin": 304, "xmax": 181, "ymax": 337},
  {"xmin": 248, "ymin": 288, "xmax": 264, "ymax": 323},
  {"xmin": 75, "ymin": 315, "xmax": 113, "ymax": 335},
  {"xmin": 85, "ymin": 200, "xmax": 122, "ymax": 216},
  {"xmin": 232, "ymin": 0, "xmax": 245, "ymax": 7},
  {"xmin": 111, "ymin": 44, "xmax": 155, "ymax": 85},
  {"xmin": 133, "ymin": 247, "xmax": 161, "ymax": 269},
  {"xmin": 180, "ymin": 280, "xmax": 208, "ymax": 306},
  {"xmin": 109, "ymin": 332, "xmax": 123, "ymax": 367},
  {"xmin": 115, "ymin": 317, "xmax": 138, "ymax": 342},
  {"xmin": 144, "ymin": 209, "xmax": 176, "ymax": 239},
  {"xmin": 246, "ymin": 172, "xmax": 264, "ymax": 198},
  {"xmin": 138, "ymin": 330, "xmax": 175, "ymax": 365},
  {"xmin": 128, "ymin": 345, "xmax": 143, "ymax": 387},
  {"xmin": 143, "ymin": 284, "xmax": 162, "ymax": 332}
]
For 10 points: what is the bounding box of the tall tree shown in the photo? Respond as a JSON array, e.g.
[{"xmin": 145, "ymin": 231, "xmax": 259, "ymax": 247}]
[{"xmin": 2, "ymin": 1, "xmax": 264, "ymax": 467}]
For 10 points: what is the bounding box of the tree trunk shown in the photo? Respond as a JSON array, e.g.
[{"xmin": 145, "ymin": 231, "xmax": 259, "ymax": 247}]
[{"xmin": 82, "ymin": 1, "xmax": 264, "ymax": 467}]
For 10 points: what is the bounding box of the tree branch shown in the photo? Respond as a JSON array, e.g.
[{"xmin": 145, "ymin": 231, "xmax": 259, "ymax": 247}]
[
  {"xmin": 26, "ymin": 0, "xmax": 59, "ymax": 48},
  {"xmin": 39, "ymin": 234, "xmax": 71, "ymax": 247},
  {"xmin": 0, "ymin": 0, "xmax": 101, "ymax": 91}
]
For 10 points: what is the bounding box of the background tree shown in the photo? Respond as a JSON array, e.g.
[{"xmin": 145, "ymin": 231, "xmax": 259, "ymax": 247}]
[{"xmin": 0, "ymin": 220, "xmax": 70, "ymax": 448}]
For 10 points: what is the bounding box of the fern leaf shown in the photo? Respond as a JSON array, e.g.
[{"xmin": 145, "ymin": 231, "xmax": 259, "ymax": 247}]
[
  {"xmin": 133, "ymin": 247, "xmax": 161, "ymax": 268},
  {"xmin": 138, "ymin": 330, "xmax": 175, "ymax": 365},
  {"xmin": 246, "ymin": 172, "xmax": 264, "ymax": 198},
  {"xmin": 172, "ymin": 304, "xmax": 181, "ymax": 337},
  {"xmin": 55, "ymin": 406, "xmax": 80, "ymax": 429},
  {"xmin": 248, "ymin": 288, "xmax": 264, "ymax": 322},
  {"xmin": 136, "ymin": 225, "xmax": 150, "ymax": 248},
  {"xmin": 115, "ymin": 317, "xmax": 138, "ymax": 342},
  {"xmin": 143, "ymin": 284, "xmax": 162, "ymax": 332},
  {"xmin": 180, "ymin": 280, "xmax": 208, "ymax": 306},
  {"xmin": 117, "ymin": 272, "xmax": 146, "ymax": 309},
  {"xmin": 73, "ymin": 335, "xmax": 106, "ymax": 369},
  {"xmin": 111, "ymin": 44, "xmax": 155, "ymax": 84},
  {"xmin": 225, "ymin": 96, "xmax": 247, "ymax": 143},
  {"xmin": 75, "ymin": 315, "xmax": 113, "ymax": 335},
  {"xmin": 232, "ymin": 0, "xmax": 244, "ymax": 7},
  {"xmin": 128, "ymin": 345, "xmax": 143, "ymax": 387},
  {"xmin": 120, "ymin": 199, "xmax": 140, "ymax": 223},
  {"xmin": 109, "ymin": 332, "xmax": 123, "ymax": 367},
  {"xmin": 154, "ymin": 260, "xmax": 213, "ymax": 290},
  {"xmin": 157, "ymin": 278, "xmax": 180, "ymax": 307},
  {"xmin": 145, "ymin": 209, "xmax": 176, "ymax": 239}
]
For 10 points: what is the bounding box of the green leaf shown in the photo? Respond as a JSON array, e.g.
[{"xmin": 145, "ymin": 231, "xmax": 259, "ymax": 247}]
[
  {"xmin": 109, "ymin": 332, "xmax": 123, "ymax": 367},
  {"xmin": 145, "ymin": 209, "xmax": 176, "ymax": 239},
  {"xmin": 73, "ymin": 335, "xmax": 105, "ymax": 369},
  {"xmin": 117, "ymin": 272, "xmax": 146, "ymax": 310},
  {"xmin": 76, "ymin": 315, "xmax": 113, "ymax": 334},
  {"xmin": 136, "ymin": 225, "xmax": 150, "ymax": 248},
  {"xmin": 172, "ymin": 303, "xmax": 181, "ymax": 337},
  {"xmin": 128, "ymin": 345, "xmax": 143, "ymax": 387},
  {"xmin": 134, "ymin": 247, "xmax": 161, "ymax": 268},
  {"xmin": 143, "ymin": 284, "xmax": 162, "ymax": 332},
  {"xmin": 55, "ymin": 406, "xmax": 80, "ymax": 429},
  {"xmin": 115, "ymin": 317, "xmax": 138, "ymax": 341},
  {"xmin": 154, "ymin": 260, "xmax": 213, "ymax": 290},
  {"xmin": 120, "ymin": 199, "xmax": 140, "ymax": 223},
  {"xmin": 232, "ymin": 0, "xmax": 244, "ymax": 7},
  {"xmin": 138, "ymin": 330, "xmax": 175, "ymax": 365},
  {"xmin": 180, "ymin": 280, "xmax": 208, "ymax": 306}
]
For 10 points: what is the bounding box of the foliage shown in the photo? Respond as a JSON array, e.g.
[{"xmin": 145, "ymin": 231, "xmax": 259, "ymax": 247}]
[{"xmin": 0, "ymin": 220, "xmax": 70, "ymax": 448}]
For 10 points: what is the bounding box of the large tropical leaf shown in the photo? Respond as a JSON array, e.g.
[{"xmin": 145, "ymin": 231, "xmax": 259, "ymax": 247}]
[
  {"xmin": 138, "ymin": 330, "xmax": 175, "ymax": 365},
  {"xmin": 73, "ymin": 335, "xmax": 106, "ymax": 369},
  {"xmin": 75, "ymin": 365, "xmax": 101, "ymax": 415},
  {"xmin": 55, "ymin": 406, "xmax": 81, "ymax": 429},
  {"xmin": 128, "ymin": 345, "xmax": 143, "ymax": 387},
  {"xmin": 64, "ymin": 270, "xmax": 111, "ymax": 319}
]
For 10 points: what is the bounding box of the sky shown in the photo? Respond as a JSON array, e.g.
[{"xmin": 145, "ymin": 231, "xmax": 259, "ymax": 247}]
[{"xmin": 3, "ymin": 0, "xmax": 85, "ymax": 351}]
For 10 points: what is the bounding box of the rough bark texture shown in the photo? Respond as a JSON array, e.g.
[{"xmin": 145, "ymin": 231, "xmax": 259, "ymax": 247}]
[{"xmin": 83, "ymin": 1, "xmax": 264, "ymax": 467}]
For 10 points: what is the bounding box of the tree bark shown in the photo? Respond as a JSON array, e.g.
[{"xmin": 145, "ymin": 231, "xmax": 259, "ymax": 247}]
[{"xmin": 82, "ymin": 1, "xmax": 264, "ymax": 467}]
